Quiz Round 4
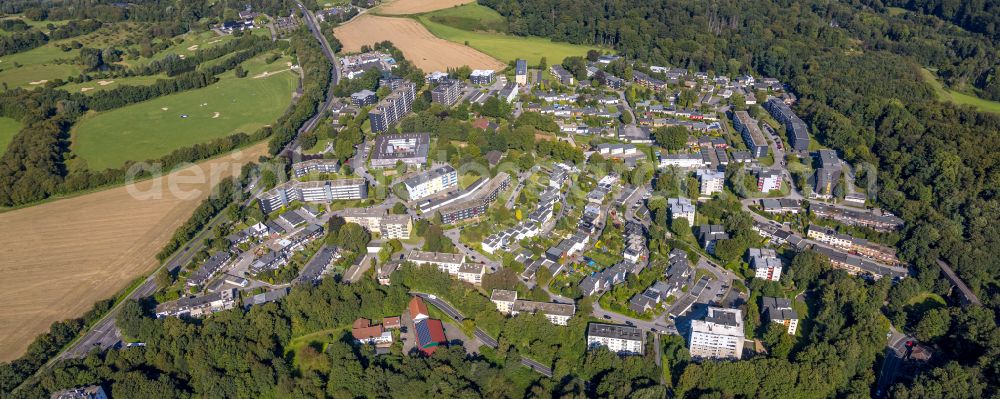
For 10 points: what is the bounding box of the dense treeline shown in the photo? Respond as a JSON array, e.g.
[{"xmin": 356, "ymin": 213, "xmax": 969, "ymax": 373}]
[
  {"xmin": 483, "ymin": 0, "xmax": 1000, "ymax": 395},
  {"xmin": 0, "ymin": 18, "xmax": 102, "ymax": 57},
  {"xmin": 877, "ymin": 0, "xmax": 1000, "ymax": 41},
  {"xmin": 266, "ymin": 29, "xmax": 331, "ymax": 155}
]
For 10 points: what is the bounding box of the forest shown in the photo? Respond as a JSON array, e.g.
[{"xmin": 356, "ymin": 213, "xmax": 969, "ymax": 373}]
[{"xmin": 479, "ymin": 0, "xmax": 1000, "ymax": 396}]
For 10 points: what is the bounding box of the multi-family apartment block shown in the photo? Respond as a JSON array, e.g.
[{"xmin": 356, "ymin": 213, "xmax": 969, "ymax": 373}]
[
  {"xmin": 431, "ymin": 79, "xmax": 462, "ymax": 106},
  {"xmin": 437, "ymin": 172, "xmax": 510, "ymax": 224},
  {"xmin": 511, "ymin": 300, "xmax": 576, "ymax": 325},
  {"xmin": 368, "ymin": 81, "xmax": 416, "ymax": 132},
  {"xmin": 764, "ymin": 97, "xmax": 809, "ymax": 151},
  {"xmin": 341, "ymin": 208, "xmax": 413, "ymax": 239},
  {"xmin": 748, "ymin": 247, "xmax": 782, "ymax": 281},
  {"xmin": 587, "ymin": 323, "xmax": 644, "ymax": 355},
  {"xmin": 689, "ymin": 307, "xmax": 745, "ymax": 360},
  {"xmin": 753, "ymin": 168, "xmax": 782, "ymax": 192},
  {"xmin": 696, "ymin": 169, "xmax": 725, "ymax": 196},
  {"xmin": 370, "ymin": 132, "xmax": 430, "ymax": 168},
  {"xmin": 258, "ymin": 179, "xmax": 367, "ymax": 213},
  {"xmin": 668, "ymin": 197, "xmax": 696, "ymax": 225},
  {"xmin": 732, "ymin": 111, "xmax": 768, "ymax": 158},
  {"xmin": 291, "ymin": 159, "xmax": 340, "ymax": 178},
  {"xmin": 403, "ymin": 164, "xmax": 458, "ymax": 200},
  {"xmin": 761, "ymin": 297, "xmax": 799, "ymax": 335},
  {"xmin": 155, "ymin": 289, "xmax": 238, "ymax": 318}
]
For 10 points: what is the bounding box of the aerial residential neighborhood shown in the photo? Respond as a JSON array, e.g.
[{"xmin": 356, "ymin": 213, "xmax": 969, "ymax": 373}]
[{"xmin": 1, "ymin": 0, "xmax": 995, "ymax": 397}]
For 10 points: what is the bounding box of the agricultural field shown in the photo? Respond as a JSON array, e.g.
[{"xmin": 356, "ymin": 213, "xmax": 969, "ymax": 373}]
[
  {"xmin": 0, "ymin": 142, "xmax": 267, "ymax": 362},
  {"xmin": 0, "ymin": 116, "xmax": 21, "ymax": 155},
  {"xmin": 334, "ymin": 14, "xmax": 504, "ymax": 71},
  {"xmin": 417, "ymin": 7, "xmax": 595, "ymax": 65},
  {"xmin": 376, "ymin": 0, "xmax": 475, "ymax": 15},
  {"xmin": 920, "ymin": 68, "xmax": 1000, "ymax": 114},
  {"xmin": 71, "ymin": 56, "xmax": 297, "ymax": 170}
]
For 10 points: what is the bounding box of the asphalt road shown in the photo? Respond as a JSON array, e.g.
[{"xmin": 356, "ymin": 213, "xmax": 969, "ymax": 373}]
[{"xmin": 285, "ymin": 0, "xmax": 341, "ymax": 156}]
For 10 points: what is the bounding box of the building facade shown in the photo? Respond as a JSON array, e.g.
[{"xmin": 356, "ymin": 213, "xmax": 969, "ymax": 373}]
[
  {"xmin": 369, "ymin": 81, "xmax": 416, "ymax": 133},
  {"xmin": 403, "ymin": 165, "xmax": 458, "ymax": 200},
  {"xmin": 587, "ymin": 323, "xmax": 644, "ymax": 355},
  {"xmin": 689, "ymin": 307, "xmax": 745, "ymax": 360}
]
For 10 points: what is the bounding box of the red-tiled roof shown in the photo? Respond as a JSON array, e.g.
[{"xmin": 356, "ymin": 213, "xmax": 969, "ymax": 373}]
[
  {"xmin": 352, "ymin": 325, "xmax": 383, "ymax": 340},
  {"xmin": 383, "ymin": 316, "xmax": 401, "ymax": 328},
  {"xmin": 409, "ymin": 297, "xmax": 429, "ymax": 320},
  {"xmin": 416, "ymin": 319, "xmax": 446, "ymax": 355},
  {"xmin": 352, "ymin": 318, "xmax": 370, "ymax": 329},
  {"xmin": 472, "ymin": 118, "xmax": 490, "ymax": 130}
]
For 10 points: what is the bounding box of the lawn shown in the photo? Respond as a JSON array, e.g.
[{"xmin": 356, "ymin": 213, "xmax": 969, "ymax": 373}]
[
  {"xmin": 72, "ymin": 67, "xmax": 298, "ymax": 170},
  {"xmin": 921, "ymin": 68, "xmax": 1000, "ymax": 114},
  {"xmin": 58, "ymin": 74, "xmax": 170, "ymax": 94},
  {"xmin": 416, "ymin": 12, "xmax": 595, "ymax": 65},
  {"xmin": 0, "ymin": 117, "xmax": 21, "ymax": 155},
  {"xmin": 0, "ymin": 43, "xmax": 80, "ymax": 88}
]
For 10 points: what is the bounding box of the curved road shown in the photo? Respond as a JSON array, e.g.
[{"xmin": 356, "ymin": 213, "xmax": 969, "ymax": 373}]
[{"xmin": 285, "ymin": 0, "xmax": 341, "ymax": 156}]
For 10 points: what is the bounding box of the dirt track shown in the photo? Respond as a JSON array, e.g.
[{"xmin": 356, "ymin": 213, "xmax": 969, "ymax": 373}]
[
  {"xmin": 334, "ymin": 14, "xmax": 504, "ymax": 72},
  {"xmin": 377, "ymin": 0, "xmax": 475, "ymax": 15},
  {"xmin": 0, "ymin": 143, "xmax": 267, "ymax": 362}
]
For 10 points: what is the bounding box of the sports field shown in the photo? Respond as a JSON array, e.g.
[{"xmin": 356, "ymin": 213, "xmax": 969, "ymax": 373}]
[
  {"xmin": 0, "ymin": 116, "xmax": 21, "ymax": 155},
  {"xmin": 416, "ymin": 5, "xmax": 595, "ymax": 65},
  {"xmin": 72, "ymin": 65, "xmax": 297, "ymax": 170},
  {"xmin": 0, "ymin": 43, "xmax": 80, "ymax": 88},
  {"xmin": 58, "ymin": 74, "xmax": 170, "ymax": 94},
  {"xmin": 377, "ymin": 0, "xmax": 475, "ymax": 15},
  {"xmin": 334, "ymin": 14, "xmax": 505, "ymax": 72},
  {"xmin": 0, "ymin": 142, "xmax": 267, "ymax": 362},
  {"xmin": 921, "ymin": 68, "xmax": 1000, "ymax": 114}
]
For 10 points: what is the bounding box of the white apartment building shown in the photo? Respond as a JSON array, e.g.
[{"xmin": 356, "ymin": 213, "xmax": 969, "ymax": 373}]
[
  {"xmin": 696, "ymin": 169, "xmax": 725, "ymax": 197},
  {"xmin": 407, "ymin": 250, "xmax": 465, "ymax": 274},
  {"xmin": 755, "ymin": 168, "xmax": 782, "ymax": 192},
  {"xmin": 258, "ymin": 179, "xmax": 367, "ymax": 213},
  {"xmin": 689, "ymin": 307, "xmax": 745, "ymax": 360},
  {"xmin": 748, "ymin": 247, "xmax": 782, "ymax": 282},
  {"xmin": 491, "ymin": 289, "xmax": 518, "ymax": 314},
  {"xmin": 456, "ymin": 263, "xmax": 486, "ymax": 285},
  {"xmin": 291, "ymin": 159, "xmax": 339, "ymax": 178},
  {"xmin": 807, "ymin": 224, "xmax": 853, "ymax": 249},
  {"xmin": 403, "ymin": 165, "xmax": 458, "ymax": 200},
  {"xmin": 511, "ymin": 300, "xmax": 576, "ymax": 326},
  {"xmin": 659, "ymin": 153, "xmax": 706, "ymax": 168},
  {"xmin": 668, "ymin": 197, "xmax": 696, "ymax": 225},
  {"xmin": 341, "ymin": 208, "xmax": 413, "ymax": 239},
  {"xmin": 587, "ymin": 323, "xmax": 644, "ymax": 355}
]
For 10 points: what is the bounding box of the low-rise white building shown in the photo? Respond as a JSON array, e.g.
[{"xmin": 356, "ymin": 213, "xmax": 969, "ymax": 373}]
[
  {"xmin": 696, "ymin": 169, "xmax": 725, "ymax": 197},
  {"xmin": 668, "ymin": 197, "xmax": 696, "ymax": 225},
  {"xmin": 407, "ymin": 250, "xmax": 465, "ymax": 274},
  {"xmin": 490, "ymin": 289, "xmax": 517, "ymax": 314},
  {"xmin": 403, "ymin": 164, "xmax": 458, "ymax": 200},
  {"xmin": 511, "ymin": 300, "xmax": 575, "ymax": 325},
  {"xmin": 587, "ymin": 323, "xmax": 644, "ymax": 355}
]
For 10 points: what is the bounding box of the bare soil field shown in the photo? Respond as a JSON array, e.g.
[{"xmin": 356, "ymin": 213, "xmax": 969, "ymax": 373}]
[
  {"xmin": 0, "ymin": 143, "xmax": 267, "ymax": 362},
  {"xmin": 377, "ymin": 0, "xmax": 475, "ymax": 15},
  {"xmin": 334, "ymin": 14, "xmax": 504, "ymax": 72}
]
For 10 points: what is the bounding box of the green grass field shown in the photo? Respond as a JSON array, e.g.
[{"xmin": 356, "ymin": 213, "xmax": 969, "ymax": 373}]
[
  {"xmin": 72, "ymin": 66, "xmax": 297, "ymax": 170},
  {"xmin": 0, "ymin": 44, "xmax": 80, "ymax": 88},
  {"xmin": 58, "ymin": 74, "xmax": 170, "ymax": 94},
  {"xmin": 416, "ymin": 5, "xmax": 595, "ymax": 65},
  {"xmin": 0, "ymin": 117, "xmax": 21, "ymax": 155},
  {"xmin": 423, "ymin": 3, "xmax": 507, "ymax": 32},
  {"xmin": 921, "ymin": 68, "xmax": 1000, "ymax": 114}
]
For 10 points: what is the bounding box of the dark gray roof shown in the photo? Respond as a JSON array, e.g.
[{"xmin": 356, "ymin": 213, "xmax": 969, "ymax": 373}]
[{"xmin": 588, "ymin": 322, "xmax": 642, "ymax": 341}]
